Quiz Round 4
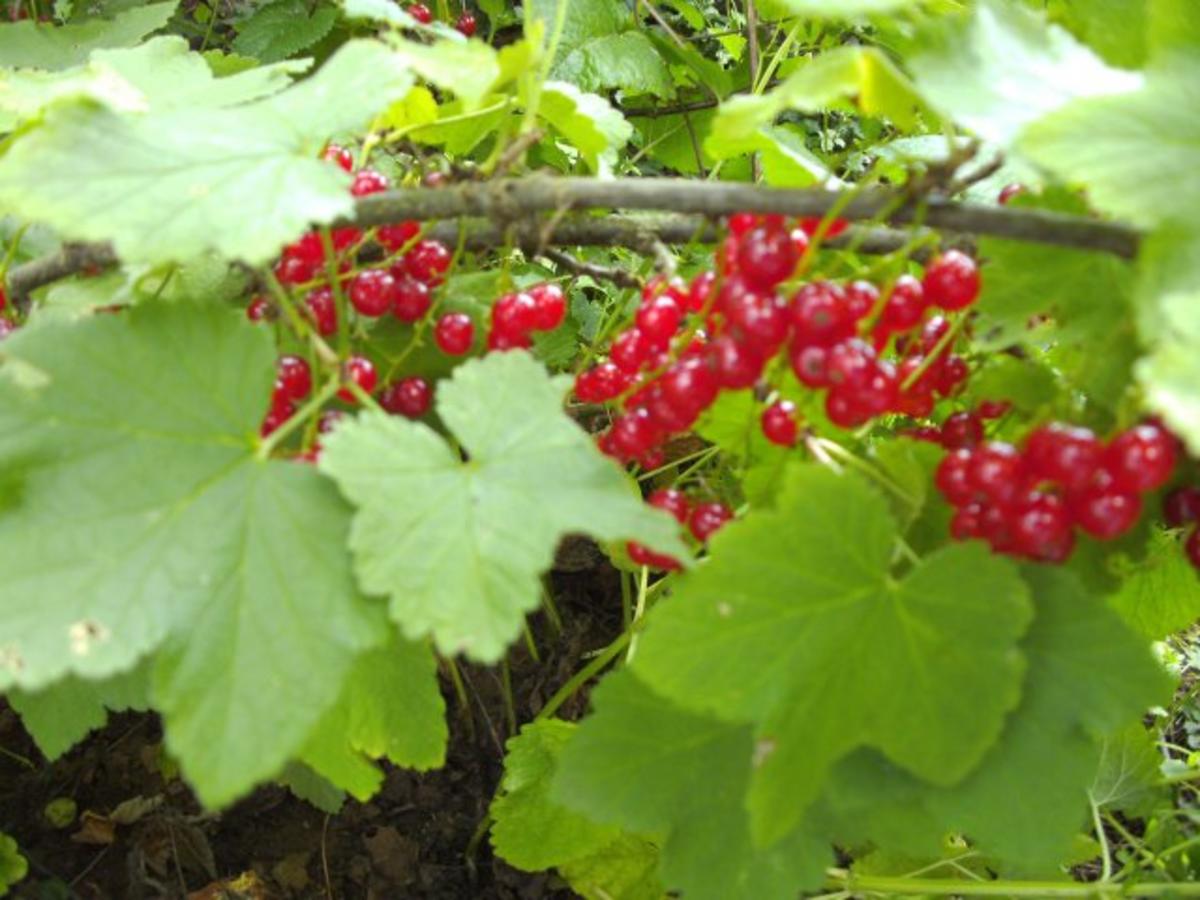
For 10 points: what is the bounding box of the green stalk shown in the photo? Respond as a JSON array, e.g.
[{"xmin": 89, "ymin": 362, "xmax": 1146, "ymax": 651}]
[{"xmin": 826, "ymin": 870, "xmax": 1200, "ymax": 897}]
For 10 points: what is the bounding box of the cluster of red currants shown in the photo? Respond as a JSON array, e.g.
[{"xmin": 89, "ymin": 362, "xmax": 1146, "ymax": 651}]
[
  {"xmin": 1163, "ymin": 485, "xmax": 1200, "ymax": 569},
  {"xmin": 629, "ymin": 489, "xmax": 734, "ymax": 570},
  {"xmin": 487, "ymin": 283, "xmax": 568, "ymax": 350},
  {"xmin": 902, "ymin": 401, "xmax": 1012, "ymax": 449},
  {"xmin": 574, "ymin": 212, "xmax": 981, "ymax": 471},
  {"xmin": 407, "ymin": 2, "xmax": 476, "ymax": 36},
  {"xmin": 250, "ymin": 145, "xmax": 465, "ymax": 441},
  {"xmin": 936, "ymin": 420, "xmax": 1178, "ymax": 563}
]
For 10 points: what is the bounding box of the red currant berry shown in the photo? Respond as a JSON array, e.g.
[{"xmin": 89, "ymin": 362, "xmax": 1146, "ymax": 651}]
[
  {"xmin": 339, "ymin": 355, "xmax": 377, "ymax": 403},
  {"xmin": 348, "ymin": 268, "xmax": 396, "ymax": 317},
  {"xmin": 923, "ymin": 250, "xmax": 980, "ymax": 311},
  {"xmin": 660, "ymin": 357, "xmax": 719, "ymax": 415},
  {"xmin": 627, "ymin": 541, "xmax": 681, "ymax": 571},
  {"xmin": 825, "ymin": 387, "xmax": 872, "ymax": 429},
  {"xmin": 940, "ymin": 411, "xmax": 983, "ymax": 450},
  {"xmin": 246, "ymin": 295, "xmax": 273, "ymax": 322},
  {"xmin": 380, "ymin": 376, "xmax": 432, "ymax": 418},
  {"xmin": 1105, "ymin": 422, "xmax": 1178, "ymax": 494},
  {"xmin": 844, "ymin": 280, "xmax": 879, "ymax": 321},
  {"xmin": 789, "ymin": 226, "xmax": 810, "ymax": 258},
  {"xmin": 980, "ymin": 504, "xmax": 1018, "ymax": 554},
  {"xmin": 936, "ymin": 355, "xmax": 969, "ymax": 396},
  {"xmin": 737, "ymin": 226, "xmax": 798, "ymax": 291},
  {"xmin": 392, "ymin": 275, "xmax": 432, "ymax": 322},
  {"xmin": 610, "ymin": 408, "xmax": 665, "ymax": 460},
  {"xmin": 880, "ymin": 274, "xmax": 927, "ymax": 333},
  {"xmin": 378, "ymin": 220, "xmax": 420, "ymax": 253},
  {"xmin": 998, "ymin": 183, "xmax": 1024, "ymax": 205},
  {"xmin": 322, "ymin": 143, "xmax": 354, "ymax": 172},
  {"xmin": 858, "ymin": 361, "xmax": 900, "ymax": 417},
  {"xmin": 728, "ymin": 212, "xmax": 758, "ymax": 236},
  {"xmin": 648, "ymin": 488, "xmax": 690, "ymax": 524},
  {"xmin": 707, "ymin": 335, "xmax": 764, "ymax": 389},
  {"xmin": 260, "ymin": 405, "xmax": 293, "ymax": 437},
  {"xmin": 790, "ymin": 343, "xmax": 830, "ymax": 388},
  {"xmin": 638, "ymin": 448, "xmax": 666, "ymax": 471},
  {"xmin": 642, "ymin": 274, "xmax": 688, "ymax": 307},
  {"xmin": 920, "ymin": 315, "xmax": 951, "ymax": 355},
  {"xmin": 574, "ymin": 362, "xmax": 629, "ymax": 403},
  {"xmin": 791, "ymin": 281, "xmax": 853, "ymax": 348},
  {"xmin": 487, "ymin": 329, "xmax": 531, "ymax": 352},
  {"xmin": 798, "ymin": 216, "xmax": 849, "ymax": 238},
  {"xmin": 611, "ymin": 328, "xmax": 651, "ymax": 374},
  {"xmin": 1071, "ymin": 486, "xmax": 1142, "ymax": 540},
  {"xmin": 723, "ymin": 289, "xmax": 789, "ymax": 354},
  {"xmin": 456, "ymin": 10, "xmax": 476, "ymax": 35},
  {"xmin": 1010, "ymin": 491, "xmax": 1074, "ymax": 562},
  {"xmin": 904, "ymin": 425, "xmax": 943, "ymax": 443},
  {"xmin": 422, "ymin": 171, "xmax": 447, "ymax": 188},
  {"xmin": 407, "ymin": 2, "xmax": 433, "ymax": 23},
  {"xmin": 935, "ymin": 448, "xmax": 975, "ymax": 506},
  {"xmin": 304, "ymin": 287, "xmax": 338, "ymax": 336},
  {"xmin": 434, "ymin": 312, "xmax": 474, "ymax": 355},
  {"xmin": 689, "ymin": 502, "xmax": 733, "ymax": 542},
  {"xmin": 1164, "ymin": 486, "xmax": 1200, "ymax": 528},
  {"xmin": 761, "ymin": 400, "xmax": 799, "ymax": 447},
  {"xmin": 351, "ymin": 168, "xmax": 390, "ymax": 197},
  {"xmin": 978, "ymin": 400, "xmax": 1012, "ymax": 419},
  {"xmin": 276, "ymin": 355, "xmax": 312, "ymax": 401},
  {"xmin": 492, "ymin": 292, "xmax": 538, "ymax": 338},
  {"xmin": 529, "ymin": 282, "xmax": 567, "ymax": 331},
  {"xmin": 968, "ymin": 442, "xmax": 1025, "ymax": 508},
  {"xmin": 274, "ymin": 254, "xmax": 315, "ymax": 286},
  {"xmin": 1185, "ymin": 527, "xmax": 1200, "ymax": 570},
  {"xmin": 826, "ymin": 338, "xmax": 877, "ymax": 391},
  {"xmin": 1024, "ymin": 423, "xmax": 1102, "ymax": 493},
  {"xmin": 687, "ymin": 270, "xmax": 717, "ymax": 313},
  {"xmin": 405, "ymin": 239, "xmax": 452, "ymax": 285},
  {"xmin": 637, "ymin": 295, "xmax": 683, "ymax": 349},
  {"xmin": 950, "ymin": 501, "xmax": 984, "ymax": 540}
]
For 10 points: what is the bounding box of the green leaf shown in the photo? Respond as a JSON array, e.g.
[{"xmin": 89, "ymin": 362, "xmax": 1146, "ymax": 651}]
[
  {"xmin": 0, "ymin": 1, "xmax": 177, "ymax": 69},
  {"xmin": 1090, "ymin": 724, "xmax": 1165, "ymax": 818},
  {"xmin": 536, "ymin": 82, "xmax": 633, "ymax": 175},
  {"xmin": 1109, "ymin": 529, "xmax": 1200, "ymax": 640},
  {"xmin": 319, "ymin": 351, "xmax": 686, "ymax": 662},
  {"xmin": 1148, "ymin": 0, "xmax": 1200, "ymax": 62},
  {"xmin": 1022, "ymin": 61, "xmax": 1199, "ymax": 231},
  {"xmin": 301, "ymin": 630, "xmax": 447, "ymax": 800},
  {"xmin": 92, "ymin": 36, "xmax": 309, "ymax": 110},
  {"xmin": 962, "ymin": 355, "xmax": 1059, "ymax": 415},
  {"xmin": 492, "ymin": 720, "xmax": 623, "ymax": 870},
  {"xmin": 821, "ymin": 567, "xmax": 1171, "ymax": 872},
  {"xmin": 907, "ymin": 0, "xmax": 1142, "ymax": 147},
  {"xmin": 706, "ymin": 126, "xmax": 834, "ymax": 188},
  {"xmin": 339, "ymin": 0, "xmax": 420, "ymax": 27},
  {"xmin": 525, "ymin": 0, "xmax": 626, "ymax": 60},
  {"xmin": 554, "ymin": 31, "xmax": 673, "ymax": 99},
  {"xmin": 559, "ymin": 835, "xmax": 664, "ymax": 900},
  {"xmin": 0, "ymin": 40, "xmax": 413, "ymax": 266},
  {"xmin": 632, "ymin": 465, "xmax": 1032, "ymax": 845},
  {"xmin": 280, "ymin": 761, "xmax": 346, "ymax": 813},
  {"xmin": 0, "ymin": 304, "xmax": 384, "ymax": 807},
  {"xmin": 232, "ymin": 0, "xmax": 338, "ymax": 63},
  {"xmin": 385, "ymin": 34, "xmax": 501, "ymax": 111},
  {"xmin": 8, "ymin": 663, "xmax": 148, "ymax": 760},
  {"xmin": 553, "ymin": 671, "xmax": 830, "ymax": 900},
  {"xmin": 760, "ymin": 0, "xmax": 916, "ymax": 14},
  {"xmin": 711, "ymin": 46, "xmax": 923, "ymax": 145},
  {"xmin": 0, "ymin": 833, "xmax": 26, "ymax": 895},
  {"xmin": 1052, "ymin": 0, "xmax": 1148, "ymax": 68}
]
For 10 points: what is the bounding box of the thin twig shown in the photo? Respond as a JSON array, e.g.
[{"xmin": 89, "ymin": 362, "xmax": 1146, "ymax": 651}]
[{"xmin": 540, "ymin": 248, "xmax": 642, "ymax": 288}]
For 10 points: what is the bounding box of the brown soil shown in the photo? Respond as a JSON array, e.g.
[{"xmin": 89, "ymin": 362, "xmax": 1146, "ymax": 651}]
[{"xmin": 1, "ymin": 565, "xmax": 624, "ymax": 900}]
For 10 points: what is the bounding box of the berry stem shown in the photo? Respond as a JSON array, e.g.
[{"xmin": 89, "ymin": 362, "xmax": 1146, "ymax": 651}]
[
  {"xmin": 810, "ymin": 436, "xmax": 920, "ymax": 506},
  {"xmin": 625, "ymin": 564, "xmax": 652, "ymax": 664},
  {"xmin": 260, "ymin": 268, "xmax": 340, "ymax": 366},
  {"xmin": 535, "ymin": 625, "xmax": 635, "ymax": 722},
  {"xmin": 255, "ymin": 376, "xmax": 341, "ymax": 460},
  {"xmin": 900, "ymin": 312, "xmax": 969, "ymax": 392},
  {"xmin": 318, "ymin": 226, "xmax": 352, "ymax": 359}
]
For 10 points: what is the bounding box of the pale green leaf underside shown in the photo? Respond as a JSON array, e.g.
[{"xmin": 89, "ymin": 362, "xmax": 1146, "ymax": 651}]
[
  {"xmin": 0, "ymin": 1, "xmax": 177, "ymax": 69},
  {"xmin": 538, "ymin": 81, "xmax": 633, "ymax": 175},
  {"xmin": 0, "ymin": 304, "xmax": 383, "ymax": 807},
  {"xmin": 0, "ymin": 40, "xmax": 413, "ymax": 266},
  {"xmin": 1022, "ymin": 63, "xmax": 1200, "ymax": 233},
  {"xmin": 908, "ymin": 0, "xmax": 1142, "ymax": 147},
  {"xmin": 321, "ymin": 351, "xmax": 686, "ymax": 662},
  {"xmin": 633, "ymin": 466, "xmax": 1031, "ymax": 844}
]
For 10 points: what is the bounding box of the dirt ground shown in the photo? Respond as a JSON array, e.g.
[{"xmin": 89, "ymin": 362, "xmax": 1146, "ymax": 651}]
[{"xmin": 1, "ymin": 563, "xmax": 624, "ymax": 900}]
